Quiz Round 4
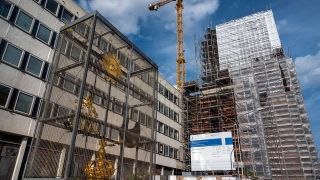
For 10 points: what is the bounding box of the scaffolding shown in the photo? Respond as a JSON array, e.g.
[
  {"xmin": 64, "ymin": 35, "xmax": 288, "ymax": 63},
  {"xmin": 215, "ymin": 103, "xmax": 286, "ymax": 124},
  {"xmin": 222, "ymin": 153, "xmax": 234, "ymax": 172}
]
[
  {"xmin": 183, "ymin": 29, "xmax": 240, "ymax": 176},
  {"xmin": 184, "ymin": 10, "xmax": 319, "ymax": 179},
  {"xmin": 23, "ymin": 12, "xmax": 158, "ymax": 179}
]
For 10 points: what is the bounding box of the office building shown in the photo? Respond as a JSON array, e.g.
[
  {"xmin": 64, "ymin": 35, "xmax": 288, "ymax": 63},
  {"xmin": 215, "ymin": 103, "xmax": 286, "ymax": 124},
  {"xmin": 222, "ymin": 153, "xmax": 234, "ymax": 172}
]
[{"xmin": 0, "ymin": 0, "xmax": 183, "ymax": 179}]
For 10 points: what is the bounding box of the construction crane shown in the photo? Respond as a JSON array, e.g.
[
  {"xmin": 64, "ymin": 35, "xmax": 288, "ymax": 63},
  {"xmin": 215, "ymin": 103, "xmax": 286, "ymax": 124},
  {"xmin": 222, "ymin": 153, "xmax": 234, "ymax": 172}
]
[{"xmin": 149, "ymin": 0, "xmax": 186, "ymax": 92}]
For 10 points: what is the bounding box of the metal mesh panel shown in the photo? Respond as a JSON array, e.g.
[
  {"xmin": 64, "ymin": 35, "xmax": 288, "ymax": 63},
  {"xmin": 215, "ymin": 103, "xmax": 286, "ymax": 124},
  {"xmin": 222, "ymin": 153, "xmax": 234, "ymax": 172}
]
[{"xmin": 23, "ymin": 12, "xmax": 158, "ymax": 179}]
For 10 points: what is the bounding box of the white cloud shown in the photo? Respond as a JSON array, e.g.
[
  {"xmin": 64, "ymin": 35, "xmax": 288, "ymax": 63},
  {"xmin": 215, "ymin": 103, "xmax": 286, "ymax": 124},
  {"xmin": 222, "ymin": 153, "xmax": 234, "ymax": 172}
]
[
  {"xmin": 78, "ymin": 0, "xmax": 156, "ymax": 35},
  {"xmin": 295, "ymin": 49, "xmax": 320, "ymax": 89},
  {"xmin": 78, "ymin": 0, "xmax": 219, "ymax": 36},
  {"xmin": 276, "ymin": 19, "xmax": 288, "ymax": 31}
]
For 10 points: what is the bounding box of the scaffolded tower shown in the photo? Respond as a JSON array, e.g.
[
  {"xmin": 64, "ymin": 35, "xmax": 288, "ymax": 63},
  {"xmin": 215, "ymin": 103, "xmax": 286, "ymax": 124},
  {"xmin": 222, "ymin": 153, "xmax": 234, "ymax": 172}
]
[
  {"xmin": 184, "ymin": 10, "xmax": 319, "ymax": 179},
  {"xmin": 183, "ymin": 29, "xmax": 240, "ymax": 176},
  {"xmin": 23, "ymin": 12, "xmax": 158, "ymax": 179}
]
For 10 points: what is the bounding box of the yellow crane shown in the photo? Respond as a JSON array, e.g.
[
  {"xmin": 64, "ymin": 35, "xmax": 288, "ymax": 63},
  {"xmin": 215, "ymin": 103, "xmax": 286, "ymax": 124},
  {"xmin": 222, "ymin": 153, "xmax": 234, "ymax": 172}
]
[{"xmin": 149, "ymin": 0, "xmax": 186, "ymax": 92}]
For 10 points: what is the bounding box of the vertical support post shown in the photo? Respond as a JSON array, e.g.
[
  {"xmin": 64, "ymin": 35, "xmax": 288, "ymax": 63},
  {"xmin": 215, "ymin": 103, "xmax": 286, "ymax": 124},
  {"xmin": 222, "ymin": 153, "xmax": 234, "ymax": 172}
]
[
  {"xmin": 149, "ymin": 69, "xmax": 158, "ymax": 180},
  {"xmin": 12, "ymin": 137, "xmax": 28, "ymax": 180},
  {"xmin": 64, "ymin": 14, "xmax": 97, "ymax": 178},
  {"xmin": 56, "ymin": 147, "xmax": 66, "ymax": 178},
  {"xmin": 118, "ymin": 46, "xmax": 133, "ymax": 180}
]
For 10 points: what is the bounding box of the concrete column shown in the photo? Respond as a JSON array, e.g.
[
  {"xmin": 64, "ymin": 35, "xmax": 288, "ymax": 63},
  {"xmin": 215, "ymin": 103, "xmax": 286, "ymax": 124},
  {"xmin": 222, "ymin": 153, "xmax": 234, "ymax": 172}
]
[
  {"xmin": 161, "ymin": 166, "xmax": 164, "ymax": 176},
  {"xmin": 56, "ymin": 147, "xmax": 67, "ymax": 178},
  {"xmin": 12, "ymin": 137, "xmax": 28, "ymax": 180},
  {"xmin": 171, "ymin": 168, "xmax": 174, "ymax": 175}
]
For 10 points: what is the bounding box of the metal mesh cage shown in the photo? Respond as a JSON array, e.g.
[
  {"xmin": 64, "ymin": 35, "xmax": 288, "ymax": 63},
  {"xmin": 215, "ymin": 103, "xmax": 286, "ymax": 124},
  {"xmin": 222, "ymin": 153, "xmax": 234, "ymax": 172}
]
[{"xmin": 23, "ymin": 12, "xmax": 158, "ymax": 179}]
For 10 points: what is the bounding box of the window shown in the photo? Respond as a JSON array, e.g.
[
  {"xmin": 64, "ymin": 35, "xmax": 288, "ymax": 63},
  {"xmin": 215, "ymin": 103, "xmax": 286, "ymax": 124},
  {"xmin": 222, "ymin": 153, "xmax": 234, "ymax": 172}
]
[
  {"xmin": 158, "ymin": 83, "xmax": 164, "ymax": 94},
  {"xmin": 15, "ymin": 11, "xmax": 34, "ymax": 32},
  {"xmin": 2, "ymin": 44, "xmax": 23, "ymax": 66},
  {"xmin": 61, "ymin": 9, "xmax": 73, "ymax": 23},
  {"xmin": 164, "ymin": 106, "xmax": 168, "ymax": 116},
  {"xmin": 57, "ymin": 106, "xmax": 69, "ymax": 117},
  {"xmin": 70, "ymin": 45, "xmax": 82, "ymax": 61},
  {"xmin": 15, "ymin": 92, "xmax": 34, "ymax": 114},
  {"xmin": 174, "ymin": 130, "xmax": 179, "ymax": 140},
  {"xmin": 169, "ymin": 147, "xmax": 174, "ymax": 158},
  {"xmin": 174, "ymin": 149, "xmax": 178, "ymax": 159},
  {"xmin": 75, "ymin": 23, "xmax": 87, "ymax": 37},
  {"xmin": 60, "ymin": 38, "xmax": 68, "ymax": 54},
  {"xmin": 159, "ymin": 144, "xmax": 163, "ymax": 154},
  {"xmin": 63, "ymin": 74, "xmax": 75, "ymax": 92},
  {"xmin": 164, "ymin": 125, "xmax": 169, "ymax": 136},
  {"xmin": 93, "ymin": 94, "xmax": 101, "ymax": 104},
  {"xmin": 158, "ymin": 122, "xmax": 164, "ymax": 133},
  {"xmin": 169, "ymin": 128, "xmax": 174, "ymax": 138},
  {"xmin": 37, "ymin": 24, "xmax": 52, "ymax": 43},
  {"xmin": 45, "ymin": 0, "xmax": 59, "ymax": 15},
  {"xmin": 164, "ymin": 145, "xmax": 169, "ymax": 156},
  {"xmin": 159, "ymin": 102, "xmax": 164, "ymax": 113},
  {"xmin": 0, "ymin": 0, "xmax": 12, "ymax": 19},
  {"xmin": 131, "ymin": 109, "xmax": 139, "ymax": 122},
  {"xmin": 100, "ymin": 39, "xmax": 109, "ymax": 52},
  {"xmin": 155, "ymin": 143, "xmax": 158, "ymax": 153},
  {"xmin": 26, "ymin": 55, "xmax": 43, "ymax": 76},
  {"xmin": 146, "ymin": 116, "xmax": 152, "ymax": 128},
  {"xmin": 110, "ymin": 129, "xmax": 119, "ymax": 141},
  {"xmin": 113, "ymin": 100, "xmax": 122, "ymax": 114},
  {"xmin": 174, "ymin": 112, "xmax": 179, "ymax": 122},
  {"xmin": 0, "ymin": 84, "xmax": 11, "ymax": 107},
  {"xmin": 139, "ymin": 113, "xmax": 146, "ymax": 125}
]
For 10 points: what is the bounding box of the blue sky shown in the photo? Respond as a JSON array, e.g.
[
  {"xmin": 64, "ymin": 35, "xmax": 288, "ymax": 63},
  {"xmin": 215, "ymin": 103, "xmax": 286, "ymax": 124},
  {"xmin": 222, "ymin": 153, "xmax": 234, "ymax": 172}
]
[{"xmin": 76, "ymin": 0, "xmax": 320, "ymax": 151}]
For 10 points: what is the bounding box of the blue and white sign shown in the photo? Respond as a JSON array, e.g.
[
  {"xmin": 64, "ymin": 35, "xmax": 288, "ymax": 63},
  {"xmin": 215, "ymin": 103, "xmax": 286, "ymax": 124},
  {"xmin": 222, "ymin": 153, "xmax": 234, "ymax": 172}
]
[{"xmin": 190, "ymin": 132, "xmax": 235, "ymax": 171}]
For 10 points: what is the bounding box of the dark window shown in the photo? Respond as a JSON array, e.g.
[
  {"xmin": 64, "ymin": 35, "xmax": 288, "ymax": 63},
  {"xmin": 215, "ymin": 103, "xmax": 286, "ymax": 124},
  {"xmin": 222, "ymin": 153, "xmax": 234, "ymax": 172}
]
[
  {"xmin": 169, "ymin": 147, "xmax": 174, "ymax": 158},
  {"xmin": 15, "ymin": 92, "xmax": 33, "ymax": 114},
  {"xmin": 164, "ymin": 145, "xmax": 169, "ymax": 156},
  {"xmin": 37, "ymin": 24, "xmax": 51, "ymax": 43},
  {"xmin": 113, "ymin": 100, "xmax": 122, "ymax": 114},
  {"xmin": 100, "ymin": 39, "xmax": 108, "ymax": 52},
  {"xmin": 45, "ymin": 0, "xmax": 59, "ymax": 15},
  {"xmin": 70, "ymin": 45, "xmax": 81, "ymax": 61},
  {"xmin": 174, "ymin": 149, "xmax": 178, "ymax": 159},
  {"xmin": 174, "ymin": 112, "xmax": 179, "ymax": 122},
  {"xmin": 57, "ymin": 106, "xmax": 69, "ymax": 117},
  {"xmin": 139, "ymin": 113, "xmax": 146, "ymax": 125},
  {"xmin": 61, "ymin": 8, "xmax": 73, "ymax": 23},
  {"xmin": 2, "ymin": 44, "xmax": 23, "ymax": 66},
  {"xmin": 158, "ymin": 122, "xmax": 164, "ymax": 133},
  {"xmin": 60, "ymin": 38, "xmax": 68, "ymax": 54},
  {"xmin": 93, "ymin": 94, "xmax": 101, "ymax": 104},
  {"xmin": 63, "ymin": 74, "xmax": 75, "ymax": 92},
  {"xmin": 159, "ymin": 144, "xmax": 163, "ymax": 154},
  {"xmin": 75, "ymin": 23, "xmax": 87, "ymax": 37},
  {"xmin": 174, "ymin": 130, "xmax": 179, "ymax": 140},
  {"xmin": 131, "ymin": 109, "xmax": 139, "ymax": 122},
  {"xmin": 164, "ymin": 106, "xmax": 168, "ymax": 116},
  {"xmin": 15, "ymin": 11, "xmax": 33, "ymax": 32},
  {"xmin": 110, "ymin": 129, "xmax": 119, "ymax": 141},
  {"xmin": 0, "ymin": 1, "xmax": 12, "ymax": 19},
  {"xmin": 164, "ymin": 125, "xmax": 169, "ymax": 136},
  {"xmin": 26, "ymin": 55, "xmax": 43, "ymax": 76},
  {"xmin": 0, "ymin": 84, "xmax": 11, "ymax": 107},
  {"xmin": 169, "ymin": 128, "xmax": 174, "ymax": 138}
]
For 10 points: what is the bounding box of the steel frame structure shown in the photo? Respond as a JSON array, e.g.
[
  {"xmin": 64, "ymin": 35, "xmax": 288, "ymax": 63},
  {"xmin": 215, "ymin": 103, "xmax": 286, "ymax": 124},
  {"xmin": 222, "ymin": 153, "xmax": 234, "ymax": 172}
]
[{"xmin": 22, "ymin": 11, "xmax": 158, "ymax": 180}]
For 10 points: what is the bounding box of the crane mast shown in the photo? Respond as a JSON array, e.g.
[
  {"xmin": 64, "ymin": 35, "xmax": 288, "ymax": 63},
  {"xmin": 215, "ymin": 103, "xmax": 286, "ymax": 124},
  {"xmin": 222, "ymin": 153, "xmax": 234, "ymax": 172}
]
[{"xmin": 149, "ymin": 0, "xmax": 186, "ymax": 92}]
